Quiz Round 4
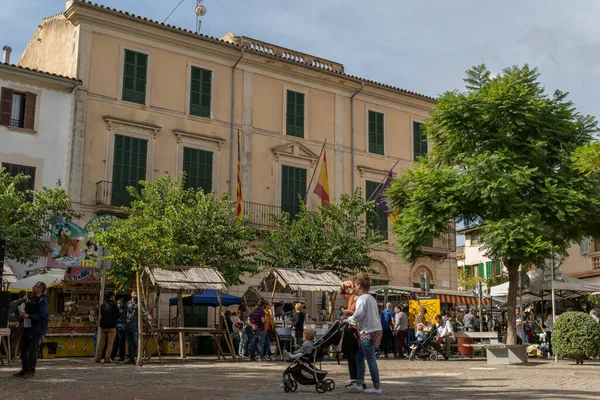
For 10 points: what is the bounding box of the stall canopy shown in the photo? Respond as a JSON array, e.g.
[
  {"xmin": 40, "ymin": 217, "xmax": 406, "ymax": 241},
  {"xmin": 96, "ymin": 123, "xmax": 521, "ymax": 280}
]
[
  {"xmin": 261, "ymin": 269, "xmax": 342, "ymax": 293},
  {"xmin": 8, "ymin": 268, "xmax": 65, "ymax": 292},
  {"xmin": 490, "ymin": 269, "xmax": 600, "ymax": 301},
  {"xmin": 2, "ymin": 261, "xmax": 17, "ymax": 287},
  {"xmin": 169, "ymin": 290, "xmax": 242, "ymax": 307},
  {"xmin": 145, "ymin": 265, "xmax": 228, "ymax": 292},
  {"xmin": 371, "ymin": 285, "xmax": 491, "ymax": 305},
  {"xmin": 242, "ymin": 286, "xmax": 305, "ymax": 306}
]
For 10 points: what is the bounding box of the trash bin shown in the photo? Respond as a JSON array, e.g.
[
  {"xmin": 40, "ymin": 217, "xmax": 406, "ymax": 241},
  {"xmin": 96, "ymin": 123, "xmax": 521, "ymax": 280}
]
[{"xmin": 457, "ymin": 337, "xmax": 474, "ymax": 356}]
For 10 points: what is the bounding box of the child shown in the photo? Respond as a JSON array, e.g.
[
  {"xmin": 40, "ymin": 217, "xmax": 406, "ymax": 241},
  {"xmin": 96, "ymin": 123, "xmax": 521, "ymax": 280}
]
[
  {"xmin": 283, "ymin": 330, "xmax": 316, "ymax": 360},
  {"xmin": 415, "ymin": 323, "xmax": 427, "ymax": 342}
]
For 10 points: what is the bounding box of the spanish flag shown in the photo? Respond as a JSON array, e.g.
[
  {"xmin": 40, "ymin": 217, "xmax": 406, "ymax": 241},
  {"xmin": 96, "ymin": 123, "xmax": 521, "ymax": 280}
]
[
  {"xmin": 236, "ymin": 134, "xmax": 243, "ymax": 218},
  {"xmin": 313, "ymin": 151, "xmax": 330, "ymax": 205}
]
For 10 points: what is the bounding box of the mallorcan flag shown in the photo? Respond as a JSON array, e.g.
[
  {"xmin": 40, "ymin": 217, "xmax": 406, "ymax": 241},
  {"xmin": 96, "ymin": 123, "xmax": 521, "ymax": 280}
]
[
  {"xmin": 313, "ymin": 151, "xmax": 330, "ymax": 205},
  {"xmin": 236, "ymin": 135, "xmax": 243, "ymax": 218},
  {"xmin": 374, "ymin": 170, "xmax": 398, "ymax": 222}
]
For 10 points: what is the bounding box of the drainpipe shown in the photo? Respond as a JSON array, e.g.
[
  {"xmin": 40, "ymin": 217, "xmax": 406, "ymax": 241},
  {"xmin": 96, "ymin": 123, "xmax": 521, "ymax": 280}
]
[
  {"xmin": 350, "ymin": 80, "xmax": 365, "ymax": 194},
  {"xmin": 229, "ymin": 48, "xmax": 244, "ymax": 197}
]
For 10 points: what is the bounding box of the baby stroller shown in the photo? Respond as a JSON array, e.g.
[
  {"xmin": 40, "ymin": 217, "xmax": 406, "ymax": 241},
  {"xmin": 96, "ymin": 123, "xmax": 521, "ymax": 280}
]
[
  {"xmin": 409, "ymin": 327, "xmax": 439, "ymax": 361},
  {"xmin": 281, "ymin": 320, "xmax": 344, "ymax": 394}
]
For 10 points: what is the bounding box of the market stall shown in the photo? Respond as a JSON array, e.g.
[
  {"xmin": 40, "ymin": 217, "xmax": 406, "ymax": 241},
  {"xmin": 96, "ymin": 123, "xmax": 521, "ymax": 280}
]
[
  {"xmin": 2, "ymin": 262, "xmax": 17, "ymax": 290},
  {"xmin": 241, "ymin": 286, "xmax": 305, "ymax": 311},
  {"xmin": 143, "ymin": 265, "xmax": 237, "ymax": 361}
]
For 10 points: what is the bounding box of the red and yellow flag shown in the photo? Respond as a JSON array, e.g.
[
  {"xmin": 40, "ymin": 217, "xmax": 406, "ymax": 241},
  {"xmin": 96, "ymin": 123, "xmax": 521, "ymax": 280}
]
[
  {"xmin": 236, "ymin": 135, "xmax": 243, "ymax": 218},
  {"xmin": 313, "ymin": 151, "xmax": 330, "ymax": 205}
]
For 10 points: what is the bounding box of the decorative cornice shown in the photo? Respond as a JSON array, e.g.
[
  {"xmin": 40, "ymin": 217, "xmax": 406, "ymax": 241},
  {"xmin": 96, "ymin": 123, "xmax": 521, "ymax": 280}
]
[
  {"xmin": 173, "ymin": 129, "xmax": 226, "ymax": 148},
  {"xmin": 357, "ymin": 165, "xmax": 398, "ymax": 177},
  {"xmin": 271, "ymin": 141, "xmax": 319, "ymax": 164},
  {"xmin": 103, "ymin": 115, "xmax": 161, "ymax": 136}
]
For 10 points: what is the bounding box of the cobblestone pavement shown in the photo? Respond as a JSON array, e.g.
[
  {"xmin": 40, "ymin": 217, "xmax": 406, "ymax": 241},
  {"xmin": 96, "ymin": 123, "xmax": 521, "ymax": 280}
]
[{"xmin": 2, "ymin": 356, "xmax": 599, "ymax": 400}]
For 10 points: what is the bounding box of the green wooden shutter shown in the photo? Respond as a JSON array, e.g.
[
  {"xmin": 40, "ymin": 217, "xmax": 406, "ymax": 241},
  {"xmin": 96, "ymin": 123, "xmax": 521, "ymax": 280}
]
[
  {"xmin": 111, "ymin": 135, "xmax": 147, "ymax": 207},
  {"xmin": 281, "ymin": 165, "xmax": 306, "ymax": 218},
  {"xmin": 486, "ymin": 261, "xmax": 493, "ymax": 278},
  {"xmin": 413, "ymin": 122, "xmax": 427, "ymax": 160},
  {"xmin": 495, "ymin": 260, "xmax": 502, "ymax": 276},
  {"xmin": 365, "ymin": 180, "xmax": 388, "ymax": 238},
  {"xmin": 368, "ymin": 111, "xmax": 384, "ymax": 155},
  {"xmin": 477, "ymin": 263, "xmax": 484, "ymax": 277},
  {"xmin": 190, "ymin": 67, "xmax": 212, "ymax": 118},
  {"xmin": 183, "ymin": 147, "xmax": 213, "ymax": 193},
  {"xmin": 122, "ymin": 50, "xmax": 148, "ymax": 105},
  {"xmin": 465, "ymin": 265, "xmax": 472, "ymax": 277},
  {"xmin": 286, "ymin": 90, "xmax": 305, "ymax": 138}
]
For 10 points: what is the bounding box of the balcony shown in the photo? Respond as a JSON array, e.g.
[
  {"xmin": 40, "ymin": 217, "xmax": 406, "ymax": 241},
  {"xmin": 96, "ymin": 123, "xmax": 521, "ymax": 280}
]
[
  {"xmin": 243, "ymin": 201, "xmax": 281, "ymax": 229},
  {"xmin": 456, "ymin": 245, "xmax": 465, "ymax": 260},
  {"xmin": 95, "ymin": 181, "xmax": 129, "ymax": 216}
]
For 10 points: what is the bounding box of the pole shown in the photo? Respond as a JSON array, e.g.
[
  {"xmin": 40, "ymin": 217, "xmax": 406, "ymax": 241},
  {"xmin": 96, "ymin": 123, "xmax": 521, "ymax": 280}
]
[
  {"xmin": 305, "ymin": 139, "xmax": 328, "ymax": 200},
  {"xmin": 0, "ymin": 239, "xmax": 5, "ymax": 287},
  {"xmin": 478, "ymin": 281, "xmax": 483, "ymax": 333},
  {"xmin": 94, "ymin": 247, "xmax": 105, "ymax": 361},
  {"xmin": 366, "ymin": 159, "xmax": 401, "ymax": 202},
  {"xmin": 551, "ymin": 252, "xmax": 557, "ymax": 363}
]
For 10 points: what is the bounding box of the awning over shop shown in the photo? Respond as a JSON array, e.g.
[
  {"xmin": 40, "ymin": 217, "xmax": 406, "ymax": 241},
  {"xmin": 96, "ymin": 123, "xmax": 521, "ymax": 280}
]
[
  {"xmin": 144, "ymin": 265, "xmax": 228, "ymax": 292},
  {"xmin": 437, "ymin": 294, "xmax": 491, "ymax": 306},
  {"xmin": 261, "ymin": 269, "xmax": 342, "ymax": 293},
  {"xmin": 8, "ymin": 269, "xmax": 65, "ymax": 292},
  {"xmin": 2, "ymin": 261, "xmax": 17, "ymax": 286},
  {"xmin": 242, "ymin": 286, "xmax": 306, "ymax": 306}
]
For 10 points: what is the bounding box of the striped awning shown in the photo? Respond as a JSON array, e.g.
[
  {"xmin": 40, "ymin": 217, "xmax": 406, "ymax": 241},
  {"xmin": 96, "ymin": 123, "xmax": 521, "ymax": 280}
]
[{"xmin": 437, "ymin": 294, "xmax": 491, "ymax": 306}]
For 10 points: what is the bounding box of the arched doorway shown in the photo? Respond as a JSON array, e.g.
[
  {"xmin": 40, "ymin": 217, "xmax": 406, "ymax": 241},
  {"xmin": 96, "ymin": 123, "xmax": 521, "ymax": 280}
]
[
  {"xmin": 412, "ymin": 265, "xmax": 434, "ymax": 289},
  {"xmin": 370, "ymin": 261, "xmax": 390, "ymax": 287}
]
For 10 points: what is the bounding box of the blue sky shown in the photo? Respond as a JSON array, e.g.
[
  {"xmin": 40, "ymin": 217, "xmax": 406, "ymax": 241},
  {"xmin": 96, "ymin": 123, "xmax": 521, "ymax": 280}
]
[{"xmin": 3, "ymin": 0, "xmax": 599, "ymax": 246}]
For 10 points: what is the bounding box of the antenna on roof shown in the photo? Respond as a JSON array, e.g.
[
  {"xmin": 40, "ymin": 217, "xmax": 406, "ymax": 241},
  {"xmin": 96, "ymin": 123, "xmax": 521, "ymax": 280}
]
[{"xmin": 195, "ymin": 0, "xmax": 207, "ymax": 34}]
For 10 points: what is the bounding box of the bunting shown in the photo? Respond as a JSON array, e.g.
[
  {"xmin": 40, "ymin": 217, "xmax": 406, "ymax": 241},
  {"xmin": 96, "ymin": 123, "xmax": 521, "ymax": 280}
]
[{"xmin": 374, "ymin": 170, "xmax": 398, "ymax": 222}]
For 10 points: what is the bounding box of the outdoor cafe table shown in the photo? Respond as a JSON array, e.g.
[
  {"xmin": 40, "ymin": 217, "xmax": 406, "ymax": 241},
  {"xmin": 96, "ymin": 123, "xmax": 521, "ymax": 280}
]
[{"xmin": 158, "ymin": 327, "xmax": 237, "ymax": 362}]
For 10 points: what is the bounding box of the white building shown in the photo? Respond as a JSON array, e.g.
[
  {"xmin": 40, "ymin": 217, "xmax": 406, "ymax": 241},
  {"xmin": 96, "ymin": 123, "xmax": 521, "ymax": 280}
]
[
  {"xmin": 457, "ymin": 226, "xmax": 506, "ymax": 283},
  {"xmin": 1, "ymin": 48, "xmax": 81, "ymax": 277}
]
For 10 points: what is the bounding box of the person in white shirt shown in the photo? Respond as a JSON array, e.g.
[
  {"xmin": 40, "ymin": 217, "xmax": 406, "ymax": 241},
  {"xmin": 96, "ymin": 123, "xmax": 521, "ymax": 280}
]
[
  {"xmin": 346, "ymin": 274, "xmax": 383, "ymax": 395},
  {"xmin": 544, "ymin": 308, "xmax": 554, "ymax": 357},
  {"xmin": 430, "ymin": 314, "xmax": 454, "ymax": 360}
]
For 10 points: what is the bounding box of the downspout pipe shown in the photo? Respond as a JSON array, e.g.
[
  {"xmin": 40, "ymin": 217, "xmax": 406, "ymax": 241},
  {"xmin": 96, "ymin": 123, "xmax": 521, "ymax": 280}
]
[
  {"xmin": 350, "ymin": 80, "xmax": 365, "ymax": 195},
  {"xmin": 229, "ymin": 48, "xmax": 244, "ymax": 197}
]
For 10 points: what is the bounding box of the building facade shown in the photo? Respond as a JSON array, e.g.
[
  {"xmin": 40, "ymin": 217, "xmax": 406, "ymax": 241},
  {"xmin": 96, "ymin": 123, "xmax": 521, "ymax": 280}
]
[
  {"xmin": 559, "ymin": 240, "xmax": 600, "ymax": 284},
  {"xmin": 18, "ymin": 0, "xmax": 457, "ymax": 295},
  {"xmin": 456, "ymin": 227, "xmax": 505, "ymax": 287},
  {"xmin": 0, "ymin": 58, "xmax": 80, "ymax": 278}
]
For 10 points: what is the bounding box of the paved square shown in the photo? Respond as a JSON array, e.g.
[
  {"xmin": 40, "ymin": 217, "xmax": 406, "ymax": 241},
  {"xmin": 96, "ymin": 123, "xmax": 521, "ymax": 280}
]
[{"xmin": 2, "ymin": 356, "xmax": 599, "ymax": 399}]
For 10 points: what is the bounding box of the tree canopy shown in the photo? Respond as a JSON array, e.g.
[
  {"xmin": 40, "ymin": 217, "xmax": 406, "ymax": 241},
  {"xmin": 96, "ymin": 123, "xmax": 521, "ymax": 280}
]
[
  {"xmin": 0, "ymin": 168, "xmax": 79, "ymax": 264},
  {"xmin": 387, "ymin": 64, "xmax": 600, "ymax": 345},
  {"xmin": 257, "ymin": 188, "xmax": 386, "ymax": 277}
]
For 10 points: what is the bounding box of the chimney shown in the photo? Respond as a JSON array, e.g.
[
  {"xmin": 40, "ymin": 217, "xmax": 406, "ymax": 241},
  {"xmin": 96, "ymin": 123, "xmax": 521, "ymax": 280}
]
[{"xmin": 2, "ymin": 46, "xmax": 12, "ymax": 64}]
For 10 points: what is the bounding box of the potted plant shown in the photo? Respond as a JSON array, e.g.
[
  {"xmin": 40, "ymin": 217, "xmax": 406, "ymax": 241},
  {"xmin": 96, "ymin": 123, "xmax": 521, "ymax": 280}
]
[{"xmin": 552, "ymin": 311, "xmax": 600, "ymax": 365}]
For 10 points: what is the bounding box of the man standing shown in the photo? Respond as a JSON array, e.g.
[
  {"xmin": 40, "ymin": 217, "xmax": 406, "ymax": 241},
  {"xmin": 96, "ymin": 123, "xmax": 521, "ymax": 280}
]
[
  {"xmin": 13, "ymin": 282, "xmax": 48, "ymax": 379},
  {"xmin": 431, "ymin": 314, "xmax": 454, "ymax": 360},
  {"xmin": 379, "ymin": 302, "xmax": 396, "ymax": 358},
  {"xmin": 124, "ymin": 291, "xmax": 151, "ymax": 364},
  {"xmin": 463, "ymin": 309, "xmax": 477, "ymax": 331},
  {"xmin": 96, "ymin": 292, "xmax": 120, "ymax": 365},
  {"xmin": 8, "ymin": 290, "xmax": 27, "ymax": 362},
  {"xmin": 249, "ymin": 299, "xmax": 266, "ymax": 362}
]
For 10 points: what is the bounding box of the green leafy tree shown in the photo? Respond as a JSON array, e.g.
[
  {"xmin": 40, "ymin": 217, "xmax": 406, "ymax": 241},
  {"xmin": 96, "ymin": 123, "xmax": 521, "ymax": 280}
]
[
  {"xmin": 574, "ymin": 141, "xmax": 600, "ymax": 175},
  {"xmin": 94, "ymin": 176, "xmax": 256, "ymax": 365},
  {"xmin": 387, "ymin": 65, "xmax": 600, "ymax": 345},
  {"xmin": 552, "ymin": 311, "xmax": 600, "ymax": 364},
  {"xmin": 257, "ymin": 188, "xmax": 386, "ymax": 277},
  {"xmin": 0, "ymin": 168, "xmax": 79, "ymax": 265}
]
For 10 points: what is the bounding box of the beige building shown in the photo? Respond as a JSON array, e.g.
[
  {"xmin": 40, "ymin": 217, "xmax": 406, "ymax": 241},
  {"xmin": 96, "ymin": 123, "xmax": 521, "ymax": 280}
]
[
  {"xmin": 18, "ymin": 0, "xmax": 456, "ymax": 300},
  {"xmin": 560, "ymin": 240, "xmax": 600, "ymax": 284}
]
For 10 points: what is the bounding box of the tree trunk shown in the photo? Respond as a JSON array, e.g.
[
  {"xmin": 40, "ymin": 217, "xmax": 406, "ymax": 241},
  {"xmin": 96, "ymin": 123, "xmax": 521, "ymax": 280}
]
[
  {"xmin": 136, "ymin": 269, "xmax": 144, "ymax": 367},
  {"xmin": 505, "ymin": 260, "xmax": 520, "ymax": 346}
]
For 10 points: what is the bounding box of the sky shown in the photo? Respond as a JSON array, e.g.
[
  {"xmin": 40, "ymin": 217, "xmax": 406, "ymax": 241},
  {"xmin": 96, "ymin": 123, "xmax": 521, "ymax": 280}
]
[{"xmin": 3, "ymin": 0, "xmax": 600, "ymax": 245}]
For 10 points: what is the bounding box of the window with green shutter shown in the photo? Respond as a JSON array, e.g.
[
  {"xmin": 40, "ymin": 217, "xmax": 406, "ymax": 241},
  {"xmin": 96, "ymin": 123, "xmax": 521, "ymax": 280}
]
[
  {"xmin": 183, "ymin": 147, "xmax": 213, "ymax": 193},
  {"xmin": 368, "ymin": 110, "xmax": 384, "ymax": 155},
  {"xmin": 465, "ymin": 265, "xmax": 472, "ymax": 277},
  {"xmin": 122, "ymin": 50, "xmax": 148, "ymax": 104},
  {"xmin": 281, "ymin": 165, "xmax": 306, "ymax": 218},
  {"xmin": 365, "ymin": 180, "xmax": 388, "ymax": 238},
  {"xmin": 286, "ymin": 90, "xmax": 305, "ymax": 138},
  {"xmin": 413, "ymin": 121, "xmax": 427, "ymax": 160},
  {"xmin": 477, "ymin": 263, "xmax": 484, "ymax": 277},
  {"xmin": 495, "ymin": 260, "xmax": 502, "ymax": 276},
  {"xmin": 111, "ymin": 134, "xmax": 147, "ymax": 207},
  {"xmin": 189, "ymin": 67, "xmax": 212, "ymax": 118},
  {"xmin": 486, "ymin": 261, "xmax": 493, "ymax": 278}
]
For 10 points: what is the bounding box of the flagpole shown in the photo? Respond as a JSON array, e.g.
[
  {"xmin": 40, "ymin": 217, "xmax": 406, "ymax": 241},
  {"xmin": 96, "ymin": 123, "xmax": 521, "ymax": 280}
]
[
  {"xmin": 305, "ymin": 138, "xmax": 328, "ymax": 200},
  {"xmin": 366, "ymin": 159, "xmax": 401, "ymax": 202}
]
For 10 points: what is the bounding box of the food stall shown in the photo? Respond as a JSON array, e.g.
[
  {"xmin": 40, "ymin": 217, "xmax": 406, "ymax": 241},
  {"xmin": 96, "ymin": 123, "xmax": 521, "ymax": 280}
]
[{"xmin": 143, "ymin": 265, "xmax": 237, "ymax": 361}]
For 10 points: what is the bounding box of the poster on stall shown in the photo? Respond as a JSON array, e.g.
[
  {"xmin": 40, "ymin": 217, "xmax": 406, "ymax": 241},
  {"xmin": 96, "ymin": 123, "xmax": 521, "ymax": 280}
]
[{"xmin": 49, "ymin": 214, "xmax": 119, "ymax": 281}]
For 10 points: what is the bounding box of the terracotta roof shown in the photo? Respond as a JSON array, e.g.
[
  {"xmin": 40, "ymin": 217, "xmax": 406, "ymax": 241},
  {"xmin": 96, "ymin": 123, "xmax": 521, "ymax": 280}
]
[
  {"xmin": 0, "ymin": 62, "xmax": 80, "ymax": 83},
  {"xmin": 70, "ymin": 0, "xmax": 435, "ymax": 102}
]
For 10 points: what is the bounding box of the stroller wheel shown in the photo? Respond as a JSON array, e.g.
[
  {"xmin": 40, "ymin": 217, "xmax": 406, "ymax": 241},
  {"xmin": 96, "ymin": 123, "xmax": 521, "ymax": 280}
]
[
  {"xmin": 289, "ymin": 381, "xmax": 297, "ymax": 393},
  {"xmin": 409, "ymin": 350, "xmax": 416, "ymax": 361},
  {"xmin": 284, "ymin": 384, "xmax": 290, "ymax": 393},
  {"xmin": 324, "ymin": 379, "xmax": 335, "ymax": 391},
  {"xmin": 315, "ymin": 382, "xmax": 327, "ymax": 393},
  {"xmin": 429, "ymin": 353, "xmax": 438, "ymax": 361}
]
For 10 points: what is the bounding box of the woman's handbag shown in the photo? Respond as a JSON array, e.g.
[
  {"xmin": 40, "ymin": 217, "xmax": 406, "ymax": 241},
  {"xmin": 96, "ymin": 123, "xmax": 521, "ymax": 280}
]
[
  {"xmin": 234, "ymin": 320, "xmax": 244, "ymax": 330},
  {"xmin": 341, "ymin": 326, "xmax": 359, "ymax": 354}
]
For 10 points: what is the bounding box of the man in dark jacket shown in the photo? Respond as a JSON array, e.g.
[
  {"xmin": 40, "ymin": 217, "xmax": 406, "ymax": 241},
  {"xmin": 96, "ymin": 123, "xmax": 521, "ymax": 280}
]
[
  {"xmin": 13, "ymin": 282, "xmax": 49, "ymax": 379},
  {"xmin": 8, "ymin": 290, "xmax": 27, "ymax": 361},
  {"xmin": 96, "ymin": 292, "xmax": 120, "ymax": 365},
  {"xmin": 124, "ymin": 291, "xmax": 151, "ymax": 364}
]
